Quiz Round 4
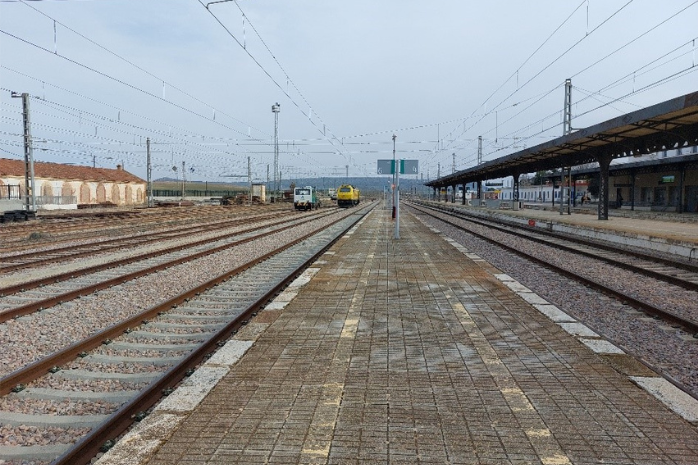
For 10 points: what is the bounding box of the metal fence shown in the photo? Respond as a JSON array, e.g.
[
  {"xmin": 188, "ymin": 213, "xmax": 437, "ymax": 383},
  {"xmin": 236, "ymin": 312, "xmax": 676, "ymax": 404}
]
[
  {"xmin": 152, "ymin": 189, "xmax": 240, "ymax": 197},
  {"xmin": 1, "ymin": 185, "xmax": 20, "ymax": 200},
  {"xmin": 35, "ymin": 195, "xmax": 78, "ymax": 205}
]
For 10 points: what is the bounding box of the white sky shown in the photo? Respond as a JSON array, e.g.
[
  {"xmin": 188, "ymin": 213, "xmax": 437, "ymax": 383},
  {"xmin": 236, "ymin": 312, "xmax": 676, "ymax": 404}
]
[{"xmin": 1, "ymin": 0, "xmax": 697, "ymax": 183}]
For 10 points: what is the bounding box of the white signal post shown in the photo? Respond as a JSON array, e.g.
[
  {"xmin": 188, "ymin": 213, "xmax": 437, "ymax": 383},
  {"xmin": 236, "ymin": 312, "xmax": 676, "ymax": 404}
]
[{"xmin": 379, "ymin": 154, "xmax": 417, "ymax": 241}]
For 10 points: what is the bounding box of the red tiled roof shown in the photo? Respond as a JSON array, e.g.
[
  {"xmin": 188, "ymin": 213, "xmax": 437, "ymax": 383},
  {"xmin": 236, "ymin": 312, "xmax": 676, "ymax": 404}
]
[{"xmin": 0, "ymin": 158, "xmax": 144, "ymax": 183}]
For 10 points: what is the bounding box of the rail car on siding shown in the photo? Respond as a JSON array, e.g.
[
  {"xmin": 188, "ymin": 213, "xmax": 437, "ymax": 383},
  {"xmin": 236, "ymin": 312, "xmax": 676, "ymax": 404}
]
[
  {"xmin": 294, "ymin": 186, "xmax": 321, "ymax": 210},
  {"xmin": 1, "ymin": 210, "xmax": 36, "ymax": 223},
  {"xmin": 337, "ymin": 184, "xmax": 360, "ymax": 207}
]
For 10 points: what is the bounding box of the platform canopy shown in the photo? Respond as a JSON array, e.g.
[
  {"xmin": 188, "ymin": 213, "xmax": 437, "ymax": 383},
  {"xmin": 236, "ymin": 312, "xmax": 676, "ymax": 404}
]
[{"xmin": 427, "ymin": 91, "xmax": 698, "ymax": 189}]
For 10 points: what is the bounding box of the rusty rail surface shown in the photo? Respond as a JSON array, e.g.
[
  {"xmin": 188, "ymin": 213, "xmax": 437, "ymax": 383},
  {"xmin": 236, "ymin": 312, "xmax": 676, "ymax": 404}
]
[{"xmin": 0, "ymin": 211, "xmax": 338, "ymax": 324}]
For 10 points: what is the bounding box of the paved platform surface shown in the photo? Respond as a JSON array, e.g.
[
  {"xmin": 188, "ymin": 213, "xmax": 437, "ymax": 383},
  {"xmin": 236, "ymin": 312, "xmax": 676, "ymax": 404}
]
[{"xmin": 100, "ymin": 207, "xmax": 698, "ymax": 464}]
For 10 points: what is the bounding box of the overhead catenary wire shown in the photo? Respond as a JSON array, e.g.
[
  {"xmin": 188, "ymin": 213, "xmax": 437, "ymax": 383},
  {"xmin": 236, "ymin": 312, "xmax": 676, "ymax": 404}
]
[
  {"xmin": 0, "ymin": 29, "xmax": 269, "ymax": 143},
  {"xmin": 231, "ymin": 0, "xmax": 354, "ymax": 158},
  {"xmin": 479, "ymin": 65, "xmax": 698, "ymax": 165},
  {"xmin": 2, "ymin": 1, "xmax": 696, "ymax": 181},
  {"xmin": 429, "ymin": 0, "xmax": 597, "ymax": 160},
  {"xmin": 16, "ymin": 0, "xmax": 269, "ymax": 139},
  {"xmin": 0, "ymin": 86, "xmax": 254, "ymax": 171},
  {"xmin": 421, "ymin": 1, "xmax": 636, "ymax": 172},
  {"xmin": 429, "ymin": 1, "xmax": 698, "ymax": 172},
  {"xmin": 197, "ymin": 0, "xmax": 351, "ymax": 166},
  {"xmin": 0, "ymin": 4, "xmax": 289, "ymax": 177},
  {"xmin": 1, "ymin": 68, "xmax": 303, "ymax": 161},
  {"xmin": 478, "ymin": 0, "xmax": 636, "ymax": 123},
  {"xmin": 487, "ymin": 40, "xmax": 698, "ymax": 156},
  {"xmin": 469, "ymin": 0, "xmax": 589, "ymax": 119}
]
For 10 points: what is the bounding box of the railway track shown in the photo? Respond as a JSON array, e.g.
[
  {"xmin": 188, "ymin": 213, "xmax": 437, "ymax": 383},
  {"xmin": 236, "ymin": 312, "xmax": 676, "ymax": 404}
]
[
  {"xmin": 409, "ymin": 202, "xmax": 698, "ymax": 335},
  {"xmin": 0, "ymin": 210, "xmax": 306, "ymax": 274},
  {"xmin": 416, "ymin": 202, "xmax": 698, "ymax": 291},
  {"xmin": 0, "ymin": 205, "xmax": 292, "ymax": 258},
  {"xmin": 0, "ymin": 209, "xmax": 339, "ymax": 324},
  {"xmin": 0, "ymin": 203, "xmax": 373, "ymax": 464}
]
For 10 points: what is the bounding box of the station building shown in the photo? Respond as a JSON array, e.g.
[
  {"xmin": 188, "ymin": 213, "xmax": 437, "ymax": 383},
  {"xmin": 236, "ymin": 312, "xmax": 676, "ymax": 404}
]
[
  {"xmin": 487, "ymin": 147, "xmax": 698, "ymax": 212},
  {"xmin": 0, "ymin": 157, "xmax": 146, "ymax": 210}
]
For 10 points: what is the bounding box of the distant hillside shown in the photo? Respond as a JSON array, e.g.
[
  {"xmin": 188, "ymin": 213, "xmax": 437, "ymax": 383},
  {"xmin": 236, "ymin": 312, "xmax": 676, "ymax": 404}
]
[
  {"xmin": 258, "ymin": 177, "xmax": 430, "ymax": 195},
  {"xmin": 154, "ymin": 176, "xmax": 432, "ymax": 196}
]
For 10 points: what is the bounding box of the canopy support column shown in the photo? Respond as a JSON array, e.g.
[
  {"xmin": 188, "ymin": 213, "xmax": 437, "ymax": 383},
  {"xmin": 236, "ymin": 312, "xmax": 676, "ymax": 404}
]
[
  {"xmin": 678, "ymin": 165, "xmax": 686, "ymax": 213},
  {"xmin": 597, "ymin": 153, "xmax": 612, "ymax": 220},
  {"xmin": 631, "ymin": 170, "xmax": 636, "ymax": 211}
]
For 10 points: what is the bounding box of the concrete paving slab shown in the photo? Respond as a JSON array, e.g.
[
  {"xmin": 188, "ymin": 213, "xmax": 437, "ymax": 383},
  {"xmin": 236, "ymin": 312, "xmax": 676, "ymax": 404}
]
[
  {"xmin": 533, "ymin": 304, "xmax": 576, "ymax": 322},
  {"xmin": 631, "ymin": 376, "xmax": 698, "ymax": 423},
  {"xmin": 558, "ymin": 322, "xmax": 600, "ymax": 338},
  {"xmin": 153, "ymin": 366, "xmax": 229, "ymax": 414},
  {"xmin": 581, "ymin": 338, "xmax": 625, "ymax": 354},
  {"xmin": 517, "ymin": 292, "xmax": 550, "ymax": 305}
]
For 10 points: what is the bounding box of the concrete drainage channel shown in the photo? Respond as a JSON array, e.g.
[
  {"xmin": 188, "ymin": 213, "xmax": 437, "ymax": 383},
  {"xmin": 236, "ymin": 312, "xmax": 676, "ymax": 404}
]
[{"xmin": 0, "ymin": 208, "xmax": 372, "ymax": 464}]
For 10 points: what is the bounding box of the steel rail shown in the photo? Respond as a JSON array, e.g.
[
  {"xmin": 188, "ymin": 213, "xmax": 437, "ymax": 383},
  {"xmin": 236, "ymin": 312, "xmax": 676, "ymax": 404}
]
[
  {"xmin": 0, "ymin": 210, "xmax": 323, "ymax": 296},
  {"xmin": 419, "ymin": 201, "xmax": 698, "ymax": 285},
  {"xmin": 48, "ymin": 205, "xmax": 372, "ymax": 465},
  {"xmin": 410, "ymin": 203, "xmax": 698, "ymax": 336},
  {"xmin": 0, "ymin": 205, "xmax": 291, "ymax": 251},
  {"xmin": 0, "ymin": 211, "xmax": 286, "ymax": 272},
  {"xmin": 0, "ymin": 211, "xmax": 337, "ymax": 319}
]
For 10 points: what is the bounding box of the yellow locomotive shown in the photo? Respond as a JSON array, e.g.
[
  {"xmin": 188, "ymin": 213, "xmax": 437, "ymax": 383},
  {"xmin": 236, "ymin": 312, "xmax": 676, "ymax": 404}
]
[{"xmin": 337, "ymin": 184, "xmax": 360, "ymax": 207}]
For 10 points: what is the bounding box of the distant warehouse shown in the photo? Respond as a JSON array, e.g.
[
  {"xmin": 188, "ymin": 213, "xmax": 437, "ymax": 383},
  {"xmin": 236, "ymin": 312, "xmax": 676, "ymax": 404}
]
[{"xmin": 0, "ymin": 157, "xmax": 146, "ymax": 210}]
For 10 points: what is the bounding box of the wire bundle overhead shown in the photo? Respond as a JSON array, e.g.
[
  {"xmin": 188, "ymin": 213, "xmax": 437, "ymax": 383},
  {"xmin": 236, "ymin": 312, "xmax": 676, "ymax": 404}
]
[{"xmin": 0, "ymin": 1, "xmax": 696, "ymax": 182}]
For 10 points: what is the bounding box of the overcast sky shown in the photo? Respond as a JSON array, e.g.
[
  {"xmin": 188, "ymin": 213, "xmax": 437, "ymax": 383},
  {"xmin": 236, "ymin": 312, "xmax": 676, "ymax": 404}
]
[{"xmin": 1, "ymin": 0, "xmax": 697, "ymax": 184}]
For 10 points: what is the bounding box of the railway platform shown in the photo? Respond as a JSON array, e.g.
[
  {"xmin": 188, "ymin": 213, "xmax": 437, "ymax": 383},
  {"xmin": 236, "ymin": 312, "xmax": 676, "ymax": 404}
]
[{"xmin": 96, "ymin": 206, "xmax": 698, "ymax": 465}]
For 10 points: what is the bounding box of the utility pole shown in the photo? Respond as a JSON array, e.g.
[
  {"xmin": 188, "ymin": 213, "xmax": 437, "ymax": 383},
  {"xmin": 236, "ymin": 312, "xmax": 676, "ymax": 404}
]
[
  {"xmin": 146, "ymin": 138, "xmax": 153, "ymax": 207},
  {"xmin": 12, "ymin": 92, "xmax": 36, "ymax": 212},
  {"xmin": 392, "ymin": 135, "xmax": 397, "ymax": 218},
  {"xmin": 477, "ymin": 135, "xmax": 483, "ymax": 204},
  {"xmin": 248, "ymin": 156, "xmax": 252, "ymax": 206},
  {"xmin": 561, "ymin": 78, "xmax": 572, "ymax": 215},
  {"xmin": 181, "ymin": 161, "xmax": 186, "ymax": 200},
  {"xmin": 452, "ymin": 153, "xmax": 456, "ymax": 174},
  {"xmin": 563, "ymin": 78, "xmax": 572, "ymax": 136},
  {"xmin": 272, "ymin": 103, "xmax": 280, "ymax": 202},
  {"xmin": 393, "ymin": 134, "xmax": 400, "ymax": 239}
]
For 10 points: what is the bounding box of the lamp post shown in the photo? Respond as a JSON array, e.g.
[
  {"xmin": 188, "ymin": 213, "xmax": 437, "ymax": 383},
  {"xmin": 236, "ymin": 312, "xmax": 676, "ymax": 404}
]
[{"xmin": 272, "ymin": 103, "xmax": 280, "ymax": 202}]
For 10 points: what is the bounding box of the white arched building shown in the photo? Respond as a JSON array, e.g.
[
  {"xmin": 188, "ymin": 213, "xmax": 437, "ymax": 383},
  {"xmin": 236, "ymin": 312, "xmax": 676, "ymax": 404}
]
[{"xmin": 0, "ymin": 158, "xmax": 146, "ymax": 210}]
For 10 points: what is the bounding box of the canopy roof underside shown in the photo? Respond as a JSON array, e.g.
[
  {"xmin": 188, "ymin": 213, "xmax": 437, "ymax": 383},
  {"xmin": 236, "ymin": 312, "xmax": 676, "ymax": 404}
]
[{"xmin": 428, "ymin": 91, "xmax": 698, "ymax": 187}]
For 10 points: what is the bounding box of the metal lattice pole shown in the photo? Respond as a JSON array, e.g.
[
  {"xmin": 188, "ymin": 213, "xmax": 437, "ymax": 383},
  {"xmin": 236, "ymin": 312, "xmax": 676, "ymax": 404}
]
[
  {"xmin": 561, "ymin": 78, "xmax": 572, "ymax": 215},
  {"xmin": 13, "ymin": 92, "xmax": 36, "ymax": 212},
  {"xmin": 272, "ymin": 103, "xmax": 280, "ymax": 201}
]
